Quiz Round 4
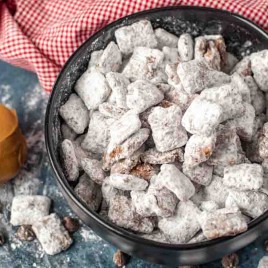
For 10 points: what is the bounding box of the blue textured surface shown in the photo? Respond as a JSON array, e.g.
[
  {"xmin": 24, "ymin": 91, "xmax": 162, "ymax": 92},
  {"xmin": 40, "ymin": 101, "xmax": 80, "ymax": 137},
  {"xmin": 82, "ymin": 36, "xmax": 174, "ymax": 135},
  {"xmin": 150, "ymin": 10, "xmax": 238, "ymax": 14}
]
[{"xmin": 0, "ymin": 60, "xmax": 267, "ymax": 268}]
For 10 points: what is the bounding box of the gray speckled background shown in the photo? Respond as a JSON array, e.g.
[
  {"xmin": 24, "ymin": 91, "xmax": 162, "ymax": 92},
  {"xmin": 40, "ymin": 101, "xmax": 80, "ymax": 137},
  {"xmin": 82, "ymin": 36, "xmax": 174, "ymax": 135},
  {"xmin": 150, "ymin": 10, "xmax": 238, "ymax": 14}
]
[{"xmin": 0, "ymin": 60, "xmax": 267, "ymax": 268}]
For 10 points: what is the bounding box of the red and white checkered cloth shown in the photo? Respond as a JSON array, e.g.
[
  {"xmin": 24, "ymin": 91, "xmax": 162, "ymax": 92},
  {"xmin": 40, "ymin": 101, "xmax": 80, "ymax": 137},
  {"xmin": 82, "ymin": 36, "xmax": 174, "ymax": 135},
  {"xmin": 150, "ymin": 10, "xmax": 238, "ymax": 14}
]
[{"xmin": 0, "ymin": 0, "xmax": 267, "ymax": 92}]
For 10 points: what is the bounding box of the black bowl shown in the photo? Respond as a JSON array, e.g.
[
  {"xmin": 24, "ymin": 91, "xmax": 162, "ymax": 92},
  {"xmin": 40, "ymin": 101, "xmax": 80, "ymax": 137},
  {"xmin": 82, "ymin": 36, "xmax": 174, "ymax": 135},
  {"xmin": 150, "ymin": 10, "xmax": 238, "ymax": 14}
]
[{"xmin": 45, "ymin": 6, "xmax": 268, "ymax": 266}]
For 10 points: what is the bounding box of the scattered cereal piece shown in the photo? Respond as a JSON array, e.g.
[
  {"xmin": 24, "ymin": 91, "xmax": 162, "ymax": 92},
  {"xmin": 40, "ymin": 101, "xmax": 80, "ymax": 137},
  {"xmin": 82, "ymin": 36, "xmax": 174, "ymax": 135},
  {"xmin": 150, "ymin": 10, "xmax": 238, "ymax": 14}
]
[
  {"xmin": 141, "ymin": 147, "xmax": 184, "ymax": 165},
  {"xmin": 59, "ymin": 94, "xmax": 89, "ymax": 134},
  {"xmin": 10, "ymin": 195, "xmax": 51, "ymax": 226},
  {"xmin": 106, "ymin": 72, "xmax": 130, "ymax": 108},
  {"xmin": 16, "ymin": 225, "xmax": 36, "ymax": 241},
  {"xmin": 82, "ymin": 112, "xmax": 115, "ymax": 154},
  {"xmin": 198, "ymin": 207, "xmax": 247, "ymax": 240},
  {"xmin": 184, "ymin": 134, "xmax": 216, "ymax": 167},
  {"xmin": 32, "ymin": 213, "xmax": 73, "ymax": 255},
  {"xmin": 157, "ymin": 164, "xmax": 195, "ymax": 201},
  {"xmin": 105, "ymin": 173, "xmax": 148, "ymax": 191},
  {"xmin": 113, "ymin": 250, "xmax": 130, "ymax": 268},
  {"xmin": 228, "ymin": 189, "xmax": 268, "ymax": 218},
  {"xmin": 74, "ymin": 174, "xmax": 102, "ymax": 211},
  {"xmin": 148, "ymin": 105, "xmax": 188, "ymax": 152},
  {"xmin": 98, "ymin": 41, "xmax": 122, "ymax": 73},
  {"xmin": 182, "ymin": 98, "xmax": 223, "ymax": 136},
  {"xmin": 62, "ymin": 217, "xmax": 80, "ymax": 233},
  {"xmin": 75, "ymin": 70, "xmax": 111, "ymax": 110},
  {"xmin": 221, "ymin": 253, "xmax": 239, "ymax": 268},
  {"xmin": 115, "ymin": 20, "xmax": 157, "ymax": 55},
  {"xmin": 108, "ymin": 195, "xmax": 154, "ymax": 233},
  {"xmin": 250, "ymin": 50, "xmax": 268, "ymax": 92},
  {"xmin": 61, "ymin": 139, "xmax": 79, "ymax": 181},
  {"xmin": 178, "ymin": 33, "xmax": 194, "ymax": 62},
  {"xmin": 223, "ymin": 163, "xmax": 263, "ymax": 191},
  {"xmin": 155, "ymin": 28, "xmax": 178, "ymax": 49},
  {"xmin": 158, "ymin": 201, "xmax": 201, "ymax": 243},
  {"xmin": 109, "ymin": 111, "xmax": 141, "ymax": 146},
  {"xmin": 126, "ymin": 80, "xmax": 164, "ymax": 113}
]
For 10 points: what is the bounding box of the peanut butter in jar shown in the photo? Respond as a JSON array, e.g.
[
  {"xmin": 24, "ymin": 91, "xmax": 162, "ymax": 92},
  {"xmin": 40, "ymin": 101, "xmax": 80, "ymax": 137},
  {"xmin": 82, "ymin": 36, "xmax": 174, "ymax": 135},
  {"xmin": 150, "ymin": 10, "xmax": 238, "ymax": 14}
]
[{"xmin": 0, "ymin": 104, "xmax": 27, "ymax": 183}]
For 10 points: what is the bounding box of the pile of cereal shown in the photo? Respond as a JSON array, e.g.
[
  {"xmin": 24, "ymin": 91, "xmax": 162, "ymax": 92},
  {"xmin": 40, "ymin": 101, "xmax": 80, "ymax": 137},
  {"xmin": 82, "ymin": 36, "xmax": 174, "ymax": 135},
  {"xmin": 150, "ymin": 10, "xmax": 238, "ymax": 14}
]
[{"xmin": 59, "ymin": 19, "xmax": 268, "ymax": 244}]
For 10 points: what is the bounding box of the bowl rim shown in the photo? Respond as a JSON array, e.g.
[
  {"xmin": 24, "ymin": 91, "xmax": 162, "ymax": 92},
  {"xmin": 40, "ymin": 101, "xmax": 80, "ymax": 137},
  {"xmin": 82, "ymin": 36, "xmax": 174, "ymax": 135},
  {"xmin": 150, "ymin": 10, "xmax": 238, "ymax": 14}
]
[{"xmin": 45, "ymin": 5, "xmax": 268, "ymax": 251}]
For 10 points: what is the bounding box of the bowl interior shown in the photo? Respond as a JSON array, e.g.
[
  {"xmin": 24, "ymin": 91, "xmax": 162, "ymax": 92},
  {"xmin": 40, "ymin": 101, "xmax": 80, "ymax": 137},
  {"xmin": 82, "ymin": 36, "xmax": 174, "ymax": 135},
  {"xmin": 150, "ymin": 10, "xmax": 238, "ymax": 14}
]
[{"xmin": 45, "ymin": 6, "xmax": 268, "ymax": 250}]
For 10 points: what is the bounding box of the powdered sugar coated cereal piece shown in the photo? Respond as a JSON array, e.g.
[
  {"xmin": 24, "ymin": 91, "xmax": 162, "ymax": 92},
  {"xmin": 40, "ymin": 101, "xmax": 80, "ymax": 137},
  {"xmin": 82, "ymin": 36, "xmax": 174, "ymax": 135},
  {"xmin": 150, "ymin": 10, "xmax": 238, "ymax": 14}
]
[
  {"xmin": 229, "ymin": 189, "xmax": 268, "ymax": 218},
  {"xmin": 259, "ymin": 135, "xmax": 268, "ymax": 159},
  {"xmin": 106, "ymin": 72, "xmax": 130, "ymax": 108},
  {"xmin": 231, "ymin": 72, "xmax": 251, "ymax": 103},
  {"xmin": 61, "ymin": 139, "xmax": 79, "ymax": 181},
  {"xmin": 223, "ymin": 163, "xmax": 263, "ymax": 191},
  {"xmin": 75, "ymin": 70, "xmax": 111, "ymax": 110},
  {"xmin": 106, "ymin": 173, "xmax": 148, "ymax": 191},
  {"xmin": 231, "ymin": 56, "xmax": 252, "ymax": 77},
  {"xmin": 207, "ymin": 125, "xmax": 239, "ymax": 166},
  {"xmin": 203, "ymin": 175, "xmax": 229, "ymax": 207},
  {"xmin": 184, "ymin": 134, "xmax": 216, "ymax": 167},
  {"xmin": 194, "ymin": 36, "xmax": 207, "ymax": 59},
  {"xmin": 200, "ymin": 200, "xmax": 219, "ymax": 212},
  {"xmin": 162, "ymin": 46, "xmax": 179, "ymax": 64},
  {"xmin": 148, "ymin": 105, "xmax": 188, "ymax": 152},
  {"xmin": 182, "ymin": 98, "xmax": 223, "ymax": 136},
  {"xmin": 228, "ymin": 103, "xmax": 255, "ymax": 142},
  {"xmin": 177, "ymin": 59, "xmax": 230, "ymax": 94},
  {"xmin": 165, "ymin": 62, "xmax": 180, "ymax": 86},
  {"xmin": 81, "ymin": 158, "xmax": 106, "ymax": 185},
  {"xmin": 115, "ymin": 20, "xmax": 158, "ymax": 55},
  {"xmin": 61, "ymin": 124, "xmax": 77, "ymax": 141},
  {"xmin": 204, "ymin": 41, "xmax": 221, "ymax": 70},
  {"xmin": 158, "ymin": 200, "xmax": 201, "ymax": 243},
  {"xmin": 183, "ymin": 163, "xmax": 213, "ymax": 186},
  {"xmin": 74, "ymin": 174, "xmax": 102, "ymax": 211},
  {"xmin": 155, "ymin": 28, "xmax": 178, "ymax": 49},
  {"xmin": 250, "ymin": 50, "xmax": 268, "ymax": 92},
  {"xmin": 188, "ymin": 231, "xmax": 207, "ymax": 243},
  {"xmin": 123, "ymin": 47, "xmax": 165, "ymax": 82},
  {"xmin": 157, "ymin": 164, "xmax": 195, "ymax": 201},
  {"xmin": 104, "ymin": 128, "xmax": 150, "ymax": 168},
  {"xmin": 110, "ymin": 146, "xmax": 144, "ymax": 174},
  {"xmin": 222, "ymin": 52, "xmax": 239, "ymax": 74},
  {"xmin": 108, "ymin": 195, "xmax": 154, "ymax": 233},
  {"xmin": 198, "ymin": 208, "xmax": 247, "ymax": 240},
  {"xmin": 88, "ymin": 50, "xmax": 103, "ymax": 71},
  {"xmin": 126, "ymin": 80, "xmax": 164, "ymax": 113},
  {"xmin": 82, "ymin": 112, "xmax": 115, "ymax": 154},
  {"xmin": 178, "ymin": 33, "xmax": 194, "ymax": 62},
  {"xmin": 99, "ymin": 103, "xmax": 128, "ymax": 119},
  {"xmin": 244, "ymin": 76, "xmax": 265, "ymax": 115},
  {"xmin": 97, "ymin": 41, "xmax": 122, "ymax": 73},
  {"xmin": 10, "ymin": 195, "xmax": 51, "ymax": 226},
  {"xmin": 101, "ymin": 181, "xmax": 123, "ymax": 206},
  {"xmin": 200, "ymin": 83, "xmax": 245, "ymax": 122},
  {"xmin": 109, "ymin": 111, "xmax": 141, "ymax": 146},
  {"xmin": 32, "ymin": 213, "xmax": 72, "ymax": 255},
  {"xmin": 141, "ymin": 231, "xmax": 171, "ymax": 243},
  {"xmin": 130, "ymin": 163, "xmax": 159, "ymax": 181},
  {"xmin": 59, "ymin": 94, "xmax": 89, "ymax": 134},
  {"xmin": 131, "ymin": 191, "xmax": 158, "ymax": 217},
  {"xmin": 141, "ymin": 147, "xmax": 184, "ymax": 165}
]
